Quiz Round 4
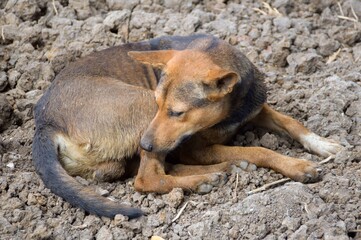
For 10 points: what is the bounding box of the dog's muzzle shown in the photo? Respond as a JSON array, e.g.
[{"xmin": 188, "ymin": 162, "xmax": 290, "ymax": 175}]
[{"xmin": 140, "ymin": 135, "xmax": 153, "ymax": 152}]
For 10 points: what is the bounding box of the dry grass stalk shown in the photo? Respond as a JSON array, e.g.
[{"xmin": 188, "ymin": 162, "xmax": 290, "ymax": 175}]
[
  {"xmin": 326, "ymin": 48, "xmax": 342, "ymax": 64},
  {"xmin": 262, "ymin": 2, "xmax": 282, "ymax": 17},
  {"xmin": 246, "ymin": 178, "xmax": 291, "ymax": 195},
  {"xmin": 337, "ymin": 15, "xmax": 358, "ymax": 22},
  {"xmin": 1, "ymin": 27, "xmax": 5, "ymax": 41},
  {"xmin": 303, "ymin": 202, "xmax": 310, "ymax": 214},
  {"xmin": 351, "ymin": 4, "xmax": 359, "ymax": 21},
  {"xmin": 151, "ymin": 236, "xmax": 165, "ymax": 240},
  {"xmin": 171, "ymin": 201, "xmax": 189, "ymax": 223},
  {"xmin": 72, "ymin": 224, "xmax": 88, "ymax": 230},
  {"xmin": 52, "ymin": 0, "xmax": 58, "ymax": 15},
  {"xmin": 319, "ymin": 155, "xmax": 334, "ymax": 164},
  {"xmin": 337, "ymin": 1, "xmax": 359, "ymax": 23},
  {"xmin": 233, "ymin": 172, "xmax": 239, "ymax": 200},
  {"xmin": 337, "ymin": 2, "xmax": 345, "ymax": 16},
  {"xmin": 253, "ymin": 8, "xmax": 267, "ymax": 16},
  {"xmin": 253, "ymin": 2, "xmax": 282, "ymax": 17}
]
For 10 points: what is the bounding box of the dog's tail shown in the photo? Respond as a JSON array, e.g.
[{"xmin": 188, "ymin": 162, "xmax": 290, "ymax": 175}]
[{"xmin": 32, "ymin": 128, "xmax": 143, "ymax": 219}]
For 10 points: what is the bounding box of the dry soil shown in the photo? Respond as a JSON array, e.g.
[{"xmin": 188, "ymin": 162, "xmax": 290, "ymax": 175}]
[{"xmin": 0, "ymin": 0, "xmax": 361, "ymax": 239}]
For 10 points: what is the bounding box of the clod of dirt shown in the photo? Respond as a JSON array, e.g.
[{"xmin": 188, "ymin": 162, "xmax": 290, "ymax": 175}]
[
  {"xmin": 0, "ymin": 94, "xmax": 13, "ymax": 132},
  {"xmin": 0, "ymin": 72, "xmax": 8, "ymax": 92},
  {"xmin": 271, "ymin": 39, "xmax": 291, "ymax": 67},
  {"xmin": 69, "ymin": 0, "xmax": 92, "ymax": 20},
  {"xmin": 286, "ymin": 52, "xmax": 322, "ymax": 74},
  {"xmin": 260, "ymin": 133, "xmax": 279, "ymax": 150},
  {"xmin": 294, "ymin": 35, "xmax": 318, "ymax": 51},
  {"xmin": 163, "ymin": 188, "xmax": 184, "ymax": 208},
  {"xmin": 106, "ymin": 0, "xmax": 139, "ymax": 10},
  {"xmin": 353, "ymin": 44, "xmax": 361, "ymax": 60},
  {"xmin": 273, "ymin": 16, "xmax": 292, "ymax": 31},
  {"xmin": 96, "ymin": 226, "xmax": 113, "ymax": 240},
  {"xmin": 103, "ymin": 10, "xmax": 130, "ymax": 31},
  {"xmin": 318, "ymin": 35, "xmax": 340, "ymax": 57},
  {"xmin": 4, "ymin": 0, "xmax": 43, "ymax": 21}
]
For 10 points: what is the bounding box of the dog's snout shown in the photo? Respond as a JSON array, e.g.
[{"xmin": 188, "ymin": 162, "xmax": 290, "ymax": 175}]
[
  {"xmin": 140, "ymin": 136, "xmax": 153, "ymax": 152},
  {"xmin": 141, "ymin": 142, "xmax": 153, "ymax": 152}
]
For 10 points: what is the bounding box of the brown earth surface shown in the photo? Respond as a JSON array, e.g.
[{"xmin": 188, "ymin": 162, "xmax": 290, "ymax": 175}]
[{"xmin": 1, "ymin": 0, "xmax": 361, "ymax": 239}]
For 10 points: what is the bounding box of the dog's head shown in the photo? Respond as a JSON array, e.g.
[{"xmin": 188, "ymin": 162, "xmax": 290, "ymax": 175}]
[{"xmin": 128, "ymin": 49, "xmax": 240, "ymax": 153}]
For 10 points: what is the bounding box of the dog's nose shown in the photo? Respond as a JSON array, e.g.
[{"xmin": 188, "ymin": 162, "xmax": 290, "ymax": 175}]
[
  {"xmin": 140, "ymin": 138, "xmax": 153, "ymax": 152},
  {"xmin": 141, "ymin": 142, "xmax": 153, "ymax": 152}
]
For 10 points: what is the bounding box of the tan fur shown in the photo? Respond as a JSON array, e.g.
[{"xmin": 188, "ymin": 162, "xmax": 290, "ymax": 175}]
[{"xmin": 34, "ymin": 35, "xmax": 343, "ymax": 217}]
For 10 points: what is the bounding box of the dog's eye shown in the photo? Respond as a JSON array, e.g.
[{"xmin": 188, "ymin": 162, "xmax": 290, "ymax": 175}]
[{"xmin": 168, "ymin": 110, "xmax": 184, "ymax": 117}]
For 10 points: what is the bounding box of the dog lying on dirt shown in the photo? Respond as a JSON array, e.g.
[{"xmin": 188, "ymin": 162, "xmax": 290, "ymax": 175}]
[{"xmin": 32, "ymin": 34, "xmax": 342, "ymax": 219}]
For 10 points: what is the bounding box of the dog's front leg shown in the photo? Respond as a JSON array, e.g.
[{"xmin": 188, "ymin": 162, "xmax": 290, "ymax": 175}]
[
  {"xmin": 134, "ymin": 150, "xmax": 226, "ymax": 193},
  {"xmin": 251, "ymin": 104, "xmax": 343, "ymax": 157},
  {"xmin": 189, "ymin": 145, "xmax": 319, "ymax": 183}
]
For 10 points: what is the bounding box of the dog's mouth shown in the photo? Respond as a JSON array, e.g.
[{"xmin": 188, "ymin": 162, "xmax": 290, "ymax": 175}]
[
  {"xmin": 169, "ymin": 133, "xmax": 193, "ymax": 151},
  {"xmin": 178, "ymin": 134, "xmax": 192, "ymax": 144},
  {"xmin": 140, "ymin": 132, "xmax": 194, "ymax": 153}
]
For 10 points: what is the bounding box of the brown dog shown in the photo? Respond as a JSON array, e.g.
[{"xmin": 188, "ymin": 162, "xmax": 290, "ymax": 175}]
[{"xmin": 32, "ymin": 34, "xmax": 342, "ymax": 218}]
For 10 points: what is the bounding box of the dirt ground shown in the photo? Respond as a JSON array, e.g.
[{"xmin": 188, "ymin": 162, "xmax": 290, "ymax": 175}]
[{"xmin": 1, "ymin": 0, "xmax": 361, "ymax": 239}]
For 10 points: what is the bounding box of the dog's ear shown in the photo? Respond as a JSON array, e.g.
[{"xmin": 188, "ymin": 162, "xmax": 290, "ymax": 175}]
[
  {"xmin": 128, "ymin": 50, "xmax": 177, "ymax": 68},
  {"xmin": 203, "ymin": 69, "xmax": 239, "ymax": 101}
]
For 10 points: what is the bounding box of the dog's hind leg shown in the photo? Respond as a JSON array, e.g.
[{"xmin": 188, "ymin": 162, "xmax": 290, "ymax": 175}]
[
  {"xmin": 92, "ymin": 161, "xmax": 126, "ymax": 182},
  {"xmin": 134, "ymin": 151, "xmax": 227, "ymax": 194},
  {"xmin": 251, "ymin": 104, "xmax": 343, "ymax": 157},
  {"xmin": 61, "ymin": 157, "xmax": 126, "ymax": 182}
]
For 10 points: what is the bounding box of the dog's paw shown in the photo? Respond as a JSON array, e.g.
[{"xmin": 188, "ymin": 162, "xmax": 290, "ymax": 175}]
[
  {"xmin": 300, "ymin": 133, "xmax": 343, "ymax": 157},
  {"xmin": 286, "ymin": 159, "xmax": 320, "ymax": 183},
  {"xmin": 230, "ymin": 160, "xmax": 257, "ymax": 173},
  {"xmin": 196, "ymin": 172, "xmax": 227, "ymax": 194}
]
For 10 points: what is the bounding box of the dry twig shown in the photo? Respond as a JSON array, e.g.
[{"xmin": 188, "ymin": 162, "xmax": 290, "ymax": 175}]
[
  {"xmin": 351, "ymin": 4, "xmax": 359, "ymax": 21},
  {"xmin": 337, "ymin": 2, "xmax": 344, "ymax": 16},
  {"xmin": 52, "ymin": 0, "xmax": 58, "ymax": 15},
  {"xmin": 1, "ymin": 27, "xmax": 5, "ymax": 41},
  {"xmin": 337, "ymin": 15, "xmax": 358, "ymax": 22},
  {"xmin": 72, "ymin": 224, "xmax": 88, "ymax": 230},
  {"xmin": 171, "ymin": 201, "xmax": 189, "ymax": 223},
  {"xmin": 253, "ymin": 2, "xmax": 282, "ymax": 17},
  {"xmin": 326, "ymin": 48, "xmax": 341, "ymax": 64},
  {"xmin": 246, "ymin": 178, "xmax": 291, "ymax": 195},
  {"xmin": 151, "ymin": 236, "xmax": 165, "ymax": 240},
  {"xmin": 233, "ymin": 172, "xmax": 239, "ymax": 200},
  {"xmin": 253, "ymin": 8, "xmax": 267, "ymax": 16},
  {"xmin": 337, "ymin": 1, "xmax": 359, "ymax": 23},
  {"xmin": 303, "ymin": 202, "xmax": 310, "ymax": 214},
  {"xmin": 319, "ymin": 155, "xmax": 334, "ymax": 165},
  {"xmin": 262, "ymin": 2, "xmax": 281, "ymax": 17}
]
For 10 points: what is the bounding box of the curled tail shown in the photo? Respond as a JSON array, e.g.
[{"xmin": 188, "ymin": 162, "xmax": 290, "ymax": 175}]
[{"xmin": 32, "ymin": 128, "xmax": 143, "ymax": 219}]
